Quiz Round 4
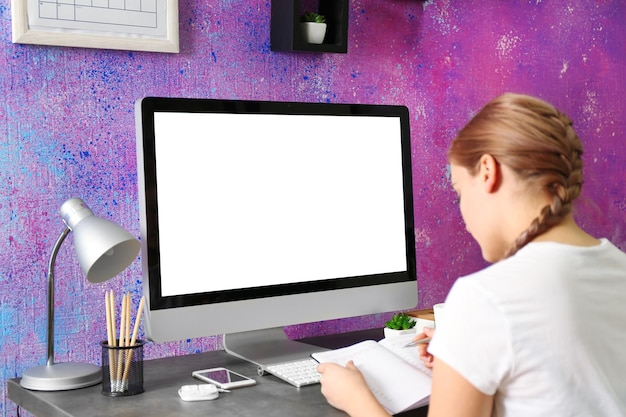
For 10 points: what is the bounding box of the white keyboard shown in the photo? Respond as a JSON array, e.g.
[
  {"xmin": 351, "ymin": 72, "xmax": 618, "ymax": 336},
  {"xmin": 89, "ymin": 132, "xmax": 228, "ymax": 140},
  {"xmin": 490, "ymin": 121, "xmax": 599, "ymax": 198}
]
[{"xmin": 265, "ymin": 358, "xmax": 321, "ymax": 388}]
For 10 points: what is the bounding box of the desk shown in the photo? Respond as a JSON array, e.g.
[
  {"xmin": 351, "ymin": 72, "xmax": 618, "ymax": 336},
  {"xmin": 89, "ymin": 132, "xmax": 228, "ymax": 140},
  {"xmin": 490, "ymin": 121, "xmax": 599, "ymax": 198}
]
[{"xmin": 8, "ymin": 329, "xmax": 428, "ymax": 417}]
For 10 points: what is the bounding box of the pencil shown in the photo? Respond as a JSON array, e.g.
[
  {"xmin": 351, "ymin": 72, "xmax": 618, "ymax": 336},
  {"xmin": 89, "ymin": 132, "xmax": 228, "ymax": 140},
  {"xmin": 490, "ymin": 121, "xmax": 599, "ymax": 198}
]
[
  {"xmin": 105, "ymin": 291, "xmax": 112, "ymax": 345},
  {"xmin": 122, "ymin": 295, "xmax": 145, "ymax": 384},
  {"xmin": 403, "ymin": 337, "xmax": 432, "ymax": 348},
  {"xmin": 125, "ymin": 293, "xmax": 131, "ymax": 346},
  {"xmin": 130, "ymin": 295, "xmax": 145, "ymax": 347},
  {"xmin": 109, "ymin": 291, "xmax": 116, "ymax": 348},
  {"xmin": 105, "ymin": 291, "xmax": 115, "ymax": 384},
  {"xmin": 115, "ymin": 293, "xmax": 128, "ymax": 386}
]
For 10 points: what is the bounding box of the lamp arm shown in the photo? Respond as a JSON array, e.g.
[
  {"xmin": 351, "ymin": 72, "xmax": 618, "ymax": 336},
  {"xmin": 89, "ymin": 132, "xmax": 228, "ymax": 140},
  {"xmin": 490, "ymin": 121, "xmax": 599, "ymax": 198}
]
[{"xmin": 46, "ymin": 227, "xmax": 71, "ymax": 367}]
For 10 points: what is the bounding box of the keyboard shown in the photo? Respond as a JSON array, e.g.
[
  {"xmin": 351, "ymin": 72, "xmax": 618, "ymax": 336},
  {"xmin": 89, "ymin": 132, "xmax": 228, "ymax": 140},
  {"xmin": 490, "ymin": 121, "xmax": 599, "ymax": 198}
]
[{"xmin": 264, "ymin": 358, "xmax": 321, "ymax": 388}]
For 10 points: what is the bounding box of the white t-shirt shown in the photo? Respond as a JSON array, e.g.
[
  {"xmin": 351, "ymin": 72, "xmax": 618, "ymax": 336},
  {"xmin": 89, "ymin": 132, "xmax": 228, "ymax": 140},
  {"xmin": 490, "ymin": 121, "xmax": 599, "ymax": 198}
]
[{"xmin": 428, "ymin": 239, "xmax": 626, "ymax": 417}]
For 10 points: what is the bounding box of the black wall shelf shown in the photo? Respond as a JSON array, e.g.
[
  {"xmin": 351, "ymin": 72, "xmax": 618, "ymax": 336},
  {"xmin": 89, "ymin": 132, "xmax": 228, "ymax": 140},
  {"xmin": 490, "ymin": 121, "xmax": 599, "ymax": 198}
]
[{"xmin": 271, "ymin": 0, "xmax": 349, "ymax": 53}]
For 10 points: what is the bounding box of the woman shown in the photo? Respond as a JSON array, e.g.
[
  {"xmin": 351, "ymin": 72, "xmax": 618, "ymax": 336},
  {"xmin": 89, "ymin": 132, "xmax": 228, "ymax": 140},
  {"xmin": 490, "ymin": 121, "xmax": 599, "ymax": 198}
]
[{"xmin": 317, "ymin": 93, "xmax": 626, "ymax": 417}]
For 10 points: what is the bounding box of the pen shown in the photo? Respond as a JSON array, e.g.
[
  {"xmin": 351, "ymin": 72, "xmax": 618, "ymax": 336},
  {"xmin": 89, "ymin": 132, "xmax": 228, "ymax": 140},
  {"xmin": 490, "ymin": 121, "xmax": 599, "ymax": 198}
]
[{"xmin": 403, "ymin": 337, "xmax": 431, "ymax": 348}]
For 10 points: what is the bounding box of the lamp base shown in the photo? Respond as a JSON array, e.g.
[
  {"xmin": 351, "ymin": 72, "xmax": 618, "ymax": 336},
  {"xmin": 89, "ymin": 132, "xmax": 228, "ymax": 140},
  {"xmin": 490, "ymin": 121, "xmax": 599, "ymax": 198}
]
[{"xmin": 20, "ymin": 362, "xmax": 102, "ymax": 391}]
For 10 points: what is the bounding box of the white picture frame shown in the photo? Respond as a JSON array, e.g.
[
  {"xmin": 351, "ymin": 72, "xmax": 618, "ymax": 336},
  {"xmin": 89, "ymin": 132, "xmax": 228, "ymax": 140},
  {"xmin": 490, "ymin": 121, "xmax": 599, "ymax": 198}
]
[{"xmin": 11, "ymin": 0, "xmax": 179, "ymax": 53}]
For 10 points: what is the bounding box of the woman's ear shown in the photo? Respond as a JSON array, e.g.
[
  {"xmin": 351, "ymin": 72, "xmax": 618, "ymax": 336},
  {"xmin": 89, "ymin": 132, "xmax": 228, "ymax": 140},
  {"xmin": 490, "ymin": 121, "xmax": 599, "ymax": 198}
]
[{"xmin": 478, "ymin": 154, "xmax": 499, "ymax": 193}]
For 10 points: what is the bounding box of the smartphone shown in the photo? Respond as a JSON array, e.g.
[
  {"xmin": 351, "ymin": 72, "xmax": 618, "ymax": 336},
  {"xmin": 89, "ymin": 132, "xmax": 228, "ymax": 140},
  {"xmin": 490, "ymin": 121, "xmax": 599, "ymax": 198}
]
[{"xmin": 192, "ymin": 368, "xmax": 256, "ymax": 389}]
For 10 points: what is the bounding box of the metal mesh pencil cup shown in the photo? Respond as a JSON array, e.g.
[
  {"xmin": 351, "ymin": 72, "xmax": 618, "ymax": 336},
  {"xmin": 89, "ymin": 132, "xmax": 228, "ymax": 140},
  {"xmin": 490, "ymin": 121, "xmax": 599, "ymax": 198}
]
[{"xmin": 101, "ymin": 340, "xmax": 145, "ymax": 396}]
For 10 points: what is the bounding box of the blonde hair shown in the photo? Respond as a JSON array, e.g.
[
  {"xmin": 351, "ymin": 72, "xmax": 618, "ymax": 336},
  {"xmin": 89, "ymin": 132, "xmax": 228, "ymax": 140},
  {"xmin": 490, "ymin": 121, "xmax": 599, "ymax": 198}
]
[{"xmin": 448, "ymin": 93, "xmax": 584, "ymax": 257}]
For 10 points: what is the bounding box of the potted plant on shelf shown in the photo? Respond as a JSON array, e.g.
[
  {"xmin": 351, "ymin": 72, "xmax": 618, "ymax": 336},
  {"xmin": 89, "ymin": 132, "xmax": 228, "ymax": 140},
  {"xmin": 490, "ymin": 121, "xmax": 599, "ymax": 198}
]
[
  {"xmin": 384, "ymin": 312, "xmax": 417, "ymax": 338},
  {"xmin": 300, "ymin": 12, "xmax": 327, "ymax": 44}
]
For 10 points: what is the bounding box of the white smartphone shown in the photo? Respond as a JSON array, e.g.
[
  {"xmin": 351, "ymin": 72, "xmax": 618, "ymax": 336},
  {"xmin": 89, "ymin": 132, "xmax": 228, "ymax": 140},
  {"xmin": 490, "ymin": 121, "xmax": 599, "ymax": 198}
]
[{"xmin": 192, "ymin": 368, "xmax": 256, "ymax": 389}]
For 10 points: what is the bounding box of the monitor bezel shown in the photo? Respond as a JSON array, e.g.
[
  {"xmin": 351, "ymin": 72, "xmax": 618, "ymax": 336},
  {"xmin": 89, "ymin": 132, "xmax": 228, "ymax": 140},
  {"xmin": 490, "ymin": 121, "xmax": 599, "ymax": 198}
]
[{"xmin": 136, "ymin": 97, "xmax": 416, "ymax": 314}]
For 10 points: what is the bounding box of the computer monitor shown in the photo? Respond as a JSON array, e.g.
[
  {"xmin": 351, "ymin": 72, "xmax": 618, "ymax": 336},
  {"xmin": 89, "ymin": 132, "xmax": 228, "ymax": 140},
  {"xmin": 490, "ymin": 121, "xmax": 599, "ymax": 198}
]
[{"xmin": 135, "ymin": 97, "xmax": 418, "ymax": 367}]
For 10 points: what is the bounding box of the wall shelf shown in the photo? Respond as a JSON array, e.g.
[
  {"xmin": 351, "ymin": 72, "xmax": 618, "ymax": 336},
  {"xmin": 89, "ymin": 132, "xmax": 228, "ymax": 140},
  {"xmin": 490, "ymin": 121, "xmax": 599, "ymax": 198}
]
[{"xmin": 271, "ymin": 0, "xmax": 349, "ymax": 53}]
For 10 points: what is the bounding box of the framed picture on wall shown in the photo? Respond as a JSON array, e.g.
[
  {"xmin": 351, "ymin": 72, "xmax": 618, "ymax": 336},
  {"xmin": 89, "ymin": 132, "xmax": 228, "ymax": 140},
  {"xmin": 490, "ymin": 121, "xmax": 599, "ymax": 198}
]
[{"xmin": 11, "ymin": 0, "xmax": 179, "ymax": 53}]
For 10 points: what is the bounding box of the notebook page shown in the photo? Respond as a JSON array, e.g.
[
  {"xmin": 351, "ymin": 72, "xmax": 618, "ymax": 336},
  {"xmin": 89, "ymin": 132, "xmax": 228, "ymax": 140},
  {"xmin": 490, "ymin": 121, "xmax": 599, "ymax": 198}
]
[
  {"xmin": 313, "ymin": 340, "xmax": 430, "ymax": 414},
  {"xmin": 378, "ymin": 334, "xmax": 433, "ymax": 377}
]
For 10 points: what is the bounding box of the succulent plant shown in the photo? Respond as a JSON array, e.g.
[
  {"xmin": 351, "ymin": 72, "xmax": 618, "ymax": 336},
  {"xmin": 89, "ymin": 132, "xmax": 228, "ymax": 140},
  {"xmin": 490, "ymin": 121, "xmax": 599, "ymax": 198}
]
[
  {"xmin": 385, "ymin": 312, "xmax": 416, "ymax": 330},
  {"xmin": 301, "ymin": 12, "xmax": 326, "ymax": 24}
]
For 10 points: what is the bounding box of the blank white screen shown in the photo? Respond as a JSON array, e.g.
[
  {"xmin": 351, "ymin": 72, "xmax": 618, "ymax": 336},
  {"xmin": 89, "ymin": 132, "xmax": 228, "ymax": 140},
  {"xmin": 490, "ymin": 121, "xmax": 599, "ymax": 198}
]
[{"xmin": 153, "ymin": 112, "xmax": 408, "ymax": 296}]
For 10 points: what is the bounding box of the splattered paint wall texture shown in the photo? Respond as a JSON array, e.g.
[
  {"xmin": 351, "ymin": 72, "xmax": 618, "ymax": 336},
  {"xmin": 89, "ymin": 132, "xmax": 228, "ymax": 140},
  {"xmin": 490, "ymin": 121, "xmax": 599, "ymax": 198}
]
[{"xmin": 0, "ymin": 0, "xmax": 624, "ymax": 415}]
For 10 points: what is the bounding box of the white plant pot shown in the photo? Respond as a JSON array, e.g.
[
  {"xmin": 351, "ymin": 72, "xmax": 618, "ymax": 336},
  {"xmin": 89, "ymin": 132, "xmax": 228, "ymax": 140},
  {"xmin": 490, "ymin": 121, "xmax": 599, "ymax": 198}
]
[
  {"xmin": 301, "ymin": 22, "xmax": 327, "ymax": 44},
  {"xmin": 383, "ymin": 327, "xmax": 417, "ymax": 339}
]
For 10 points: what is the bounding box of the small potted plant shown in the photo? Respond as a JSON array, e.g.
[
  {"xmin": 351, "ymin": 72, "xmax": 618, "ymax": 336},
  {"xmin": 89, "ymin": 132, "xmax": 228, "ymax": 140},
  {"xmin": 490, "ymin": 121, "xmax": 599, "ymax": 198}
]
[
  {"xmin": 301, "ymin": 12, "xmax": 327, "ymax": 44},
  {"xmin": 384, "ymin": 312, "xmax": 417, "ymax": 338}
]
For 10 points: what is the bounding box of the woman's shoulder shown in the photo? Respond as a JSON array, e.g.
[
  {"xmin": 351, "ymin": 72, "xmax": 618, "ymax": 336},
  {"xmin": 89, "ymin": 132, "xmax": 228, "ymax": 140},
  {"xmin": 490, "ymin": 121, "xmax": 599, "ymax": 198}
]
[
  {"xmin": 487, "ymin": 238, "xmax": 622, "ymax": 271},
  {"xmin": 452, "ymin": 238, "xmax": 626, "ymax": 298},
  {"xmin": 520, "ymin": 238, "xmax": 626, "ymax": 260}
]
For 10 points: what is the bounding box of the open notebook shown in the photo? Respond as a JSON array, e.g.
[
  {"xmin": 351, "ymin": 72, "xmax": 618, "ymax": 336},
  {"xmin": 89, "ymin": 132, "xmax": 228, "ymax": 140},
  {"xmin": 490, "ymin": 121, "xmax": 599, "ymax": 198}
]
[{"xmin": 312, "ymin": 334, "xmax": 432, "ymax": 414}]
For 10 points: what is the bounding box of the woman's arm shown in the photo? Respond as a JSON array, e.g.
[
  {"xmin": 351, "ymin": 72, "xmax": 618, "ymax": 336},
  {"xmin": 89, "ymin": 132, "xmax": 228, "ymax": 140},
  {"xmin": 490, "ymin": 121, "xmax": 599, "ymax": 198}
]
[
  {"xmin": 318, "ymin": 326, "xmax": 493, "ymax": 417},
  {"xmin": 318, "ymin": 361, "xmax": 390, "ymax": 417},
  {"xmin": 428, "ymin": 357, "xmax": 494, "ymax": 417}
]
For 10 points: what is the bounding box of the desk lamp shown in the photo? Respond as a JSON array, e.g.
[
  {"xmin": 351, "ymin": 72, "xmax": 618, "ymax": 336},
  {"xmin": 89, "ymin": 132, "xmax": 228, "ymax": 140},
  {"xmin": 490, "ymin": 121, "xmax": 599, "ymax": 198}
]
[{"xmin": 20, "ymin": 198, "xmax": 140, "ymax": 391}]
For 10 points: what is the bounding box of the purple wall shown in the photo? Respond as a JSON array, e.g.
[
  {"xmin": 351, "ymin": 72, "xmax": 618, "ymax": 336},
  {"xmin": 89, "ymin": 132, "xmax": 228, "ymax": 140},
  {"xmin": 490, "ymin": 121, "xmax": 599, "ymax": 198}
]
[{"xmin": 1, "ymin": 0, "xmax": 624, "ymax": 414}]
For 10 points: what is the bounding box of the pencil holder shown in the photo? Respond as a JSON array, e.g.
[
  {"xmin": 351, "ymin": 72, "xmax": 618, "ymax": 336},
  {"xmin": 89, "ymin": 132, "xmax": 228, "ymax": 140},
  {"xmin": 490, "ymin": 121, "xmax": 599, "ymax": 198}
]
[{"xmin": 101, "ymin": 340, "xmax": 145, "ymax": 396}]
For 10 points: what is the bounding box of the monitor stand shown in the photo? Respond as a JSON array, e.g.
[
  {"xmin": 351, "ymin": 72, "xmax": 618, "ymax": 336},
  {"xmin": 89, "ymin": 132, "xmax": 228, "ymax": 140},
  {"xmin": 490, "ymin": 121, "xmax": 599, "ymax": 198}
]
[{"xmin": 223, "ymin": 327, "xmax": 329, "ymax": 370}]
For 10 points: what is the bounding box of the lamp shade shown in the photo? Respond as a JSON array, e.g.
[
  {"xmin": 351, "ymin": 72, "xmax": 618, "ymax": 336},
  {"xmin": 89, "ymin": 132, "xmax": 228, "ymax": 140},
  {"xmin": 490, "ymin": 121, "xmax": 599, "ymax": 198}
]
[{"xmin": 60, "ymin": 198, "xmax": 140, "ymax": 283}]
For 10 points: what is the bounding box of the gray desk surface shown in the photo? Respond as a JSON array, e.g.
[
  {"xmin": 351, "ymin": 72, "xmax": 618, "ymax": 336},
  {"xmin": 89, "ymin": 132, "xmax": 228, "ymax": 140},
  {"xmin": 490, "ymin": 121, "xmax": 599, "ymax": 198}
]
[{"xmin": 8, "ymin": 328, "xmax": 428, "ymax": 417}]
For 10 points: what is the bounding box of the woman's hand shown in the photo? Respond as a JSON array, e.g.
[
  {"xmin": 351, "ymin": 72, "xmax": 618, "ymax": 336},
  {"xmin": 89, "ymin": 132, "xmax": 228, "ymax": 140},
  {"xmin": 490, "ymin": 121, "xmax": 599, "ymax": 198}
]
[
  {"xmin": 417, "ymin": 326, "xmax": 435, "ymax": 368},
  {"xmin": 317, "ymin": 361, "xmax": 390, "ymax": 417}
]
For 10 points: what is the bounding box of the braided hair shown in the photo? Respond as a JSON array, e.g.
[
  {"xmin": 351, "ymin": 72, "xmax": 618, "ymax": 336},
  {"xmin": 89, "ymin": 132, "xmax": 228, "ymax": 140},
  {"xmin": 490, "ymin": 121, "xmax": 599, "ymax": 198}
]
[{"xmin": 448, "ymin": 93, "xmax": 584, "ymax": 258}]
